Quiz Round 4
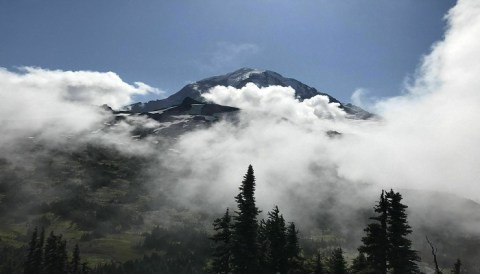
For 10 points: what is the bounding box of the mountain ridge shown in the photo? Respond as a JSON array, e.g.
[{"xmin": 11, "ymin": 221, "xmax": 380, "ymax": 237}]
[{"xmin": 128, "ymin": 68, "xmax": 373, "ymax": 119}]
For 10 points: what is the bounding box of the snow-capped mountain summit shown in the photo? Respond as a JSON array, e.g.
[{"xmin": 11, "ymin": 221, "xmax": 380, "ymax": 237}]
[
  {"xmin": 193, "ymin": 67, "xmax": 329, "ymax": 100},
  {"xmin": 129, "ymin": 68, "xmax": 372, "ymax": 119}
]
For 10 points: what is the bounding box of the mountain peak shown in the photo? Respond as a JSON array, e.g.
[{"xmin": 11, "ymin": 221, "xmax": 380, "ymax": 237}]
[
  {"xmin": 128, "ymin": 68, "xmax": 372, "ymax": 119},
  {"xmin": 207, "ymin": 67, "xmax": 295, "ymax": 87},
  {"xmin": 226, "ymin": 67, "xmax": 266, "ymax": 81}
]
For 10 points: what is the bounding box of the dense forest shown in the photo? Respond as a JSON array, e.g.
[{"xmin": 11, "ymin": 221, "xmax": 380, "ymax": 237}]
[{"xmin": 0, "ymin": 162, "xmax": 467, "ymax": 273}]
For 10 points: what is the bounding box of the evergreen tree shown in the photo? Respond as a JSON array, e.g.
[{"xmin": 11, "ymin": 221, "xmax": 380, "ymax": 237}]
[
  {"xmin": 285, "ymin": 222, "xmax": 304, "ymax": 273},
  {"xmin": 23, "ymin": 227, "xmax": 45, "ymax": 274},
  {"xmin": 327, "ymin": 248, "xmax": 347, "ymax": 274},
  {"xmin": 385, "ymin": 190, "xmax": 420, "ymax": 274},
  {"xmin": 231, "ymin": 165, "xmax": 260, "ymax": 274},
  {"xmin": 209, "ymin": 208, "xmax": 232, "ymax": 274},
  {"xmin": 43, "ymin": 232, "xmax": 55, "ymax": 274},
  {"xmin": 44, "ymin": 231, "xmax": 60, "ymax": 274},
  {"xmin": 285, "ymin": 222, "xmax": 300, "ymax": 259},
  {"xmin": 55, "ymin": 237, "xmax": 68, "ymax": 274},
  {"xmin": 359, "ymin": 190, "xmax": 420, "ymax": 274},
  {"xmin": 23, "ymin": 229, "xmax": 83, "ymax": 274},
  {"xmin": 24, "ymin": 227, "xmax": 38, "ymax": 274},
  {"xmin": 312, "ymin": 253, "xmax": 325, "ymax": 274},
  {"xmin": 34, "ymin": 227, "xmax": 45, "ymax": 273},
  {"xmin": 81, "ymin": 262, "xmax": 90, "ymax": 274},
  {"xmin": 257, "ymin": 219, "xmax": 272, "ymax": 274},
  {"xmin": 71, "ymin": 244, "xmax": 81, "ymax": 274},
  {"xmin": 350, "ymin": 253, "xmax": 373, "ymax": 274},
  {"xmin": 451, "ymin": 259, "xmax": 461, "ymax": 274},
  {"xmin": 264, "ymin": 206, "xmax": 288, "ymax": 274},
  {"xmin": 359, "ymin": 190, "xmax": 389, "ymax": 274}
]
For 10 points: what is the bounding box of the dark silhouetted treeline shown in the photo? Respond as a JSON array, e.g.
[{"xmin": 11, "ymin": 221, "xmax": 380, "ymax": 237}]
[
  {"xmin": 19, "ymin": 227, "xmax": 87, "ymax": 274},
  {"xmin": 206, "ymin": 165, "xmax": 462, "ymax": 274},
  {"xmin": 0, "ymin": 165, "xmax": 467, "ymax": 274},
  {"xmin": 0, "ymin": 228, "xmax": 87, "ymax": 274}
]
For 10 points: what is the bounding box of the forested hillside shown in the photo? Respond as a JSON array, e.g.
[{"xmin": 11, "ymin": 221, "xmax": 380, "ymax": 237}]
[{"xmin": 0, "ymin": 142, "xmax": 477, "ymax": 273}]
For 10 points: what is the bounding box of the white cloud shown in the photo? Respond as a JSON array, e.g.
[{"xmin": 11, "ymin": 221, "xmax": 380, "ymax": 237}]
[
  {"xmin": 159, "ymin": 0, "xmax": 480, "ymax": 233},
  {"xmin": 165, "ymin": 106, "xmax": 353, "ymax": 224},
  {"xmin": 157, "ymin": 84, "xmax": 362, "ymax": 226},
  {"xmin": 3, "ymin": 67, "xmax": 158, "ymax": 109},
  {"xmin": 350, "ymin": 88, "xmax": 374, "ymax": 110},
  {"xmin": 1, "ymin": 0, "xmax": 478, "ymax": 239},
  {"xmin": 203, "ymin": 83, "xmax": 346, "ymax": 122},
  {"xmin": 0, "ymin": 67, "xmax": 160, "ymax": 148},
  {"xmin": 334, "ymin": 0, "xmax": 480, "ymax": 201},
  {"xmin": 134, "ymin": 81, "xmax": 163, "ymax": 95}
]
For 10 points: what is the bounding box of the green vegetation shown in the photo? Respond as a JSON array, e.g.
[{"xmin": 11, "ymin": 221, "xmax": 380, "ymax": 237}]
[
  {"xmin": 0, "ymin": 142, "xmax": 476, "ymax": 273},
  {"xmin": 209, "ymin": 209, "xmax": 232, "ymax": 273},
  {"xmin": 205, "ymin": 166, "xmax": 446, "ymax": 274},
  {"xmin": 358, "ymin": 190, "xmax": 420, "ymax": 273}
]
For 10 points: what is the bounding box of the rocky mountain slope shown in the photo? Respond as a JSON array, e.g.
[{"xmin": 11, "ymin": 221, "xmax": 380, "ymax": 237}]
[
  {"xmin": 112, "ymin": 97, "xmax": 239, "ymax": 137},
  {"xmin": 128, "ymin": 68, "xmax": 373, "ymax": 119}
]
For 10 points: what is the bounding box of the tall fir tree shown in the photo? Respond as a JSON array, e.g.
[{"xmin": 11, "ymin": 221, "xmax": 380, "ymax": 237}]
[
  {"xmin": 71, "ymin": 244, "xmax": 81, "ymax": 274},
  {"xmin": 81, "ymin": 262, "xmax": 89, "ymax": 274},
  {"xmin": 359, "ymin": 189, "xmax": 420, "ymax": 274},
  {"xmin": 385, "ymin": 190, "xmax": 420, "ymax": 274},
  {"xmin": 350, "ymin": 253, "xmax": 373, "ymax": 274},
  {"xmin": 209, "ymin": 208, "xmax": 232, "ymax": 274},
  {"xmin": 34, "ymin": 227, "xmax": 45, "ymax": 273},
  {"xmin": 327, "ymin": 248, "xmax": 347, "ymax": 274},
  {"xmin": 285, "ymin": 222, "xmax": 304, "ymax": 273},
  {"xmin": 285, "ymin": 222, "xmax": 300, "ymax": 259},
  {"xmin": 23, "ymin": 229, "xmax": 83, "ymax": 274},
  {"xmin": 263, "ymin": 206, "xmax": 288, "ymax": 274},
  {"xmin": 359, "ymin": 190, "xmax": 389, "ymax": 274},
  {"xmin": 312, "ymin": 253, "xmax": 325, "ymax": 274},
  {"xmin": 43, "ymin": 231, "xmax": 70, "ymax": 274},
  {"xmin": 23, "ymin": 227, "xmax": 45, "ymax": 274},
  {"xmin": 43, "ymin": 231, "xmax": 58, "ymax": 274},
  {"xmin": 231, "ymin": 165, "xmax": 260, "ymax": 274},
  {"xmin": 24, "ymin": 227, "xmax": 38, "ymax": 274},
  {"xmin": 56, "ymin": 237, "xmax": 68, "ymax": 274},
  {"xmin": 257, "ymin": 219, "xmax": 272, "ymax": 274}
]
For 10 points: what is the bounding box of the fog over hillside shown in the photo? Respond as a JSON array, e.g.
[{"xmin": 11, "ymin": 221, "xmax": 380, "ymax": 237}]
[{"xmin": 1, "ymin": 0, "xmax": 480, "ymax": 227}]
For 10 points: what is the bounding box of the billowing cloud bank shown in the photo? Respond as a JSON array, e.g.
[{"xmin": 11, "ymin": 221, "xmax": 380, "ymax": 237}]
[
  {"xmin": 0, "ymin": 67, "xmax": 160, "ymax": 151},
  {"xmin": 204, "ymin": 83, "xmax": 346, "ymax": 121},
  {"xmin": 164, "ymin": 0, "xmax": 480, "ymax": 224},
  {"xmin": 335, "ymin": 0, "xmax": 480, "ymax": 199},
  {"xmin": 0, "ymin": 0, "xmax": 478, "ymax": 236}
]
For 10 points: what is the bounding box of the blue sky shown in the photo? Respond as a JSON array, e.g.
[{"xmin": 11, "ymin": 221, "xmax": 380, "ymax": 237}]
[{"xmin": 0, "ymin": 0, "xmax": 455, "ymax": 103}]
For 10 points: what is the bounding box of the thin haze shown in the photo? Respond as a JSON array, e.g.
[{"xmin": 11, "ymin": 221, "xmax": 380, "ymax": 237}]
[{"xmin": 0, "ymin": 0, "xmax": 455, "ymax": 102}]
